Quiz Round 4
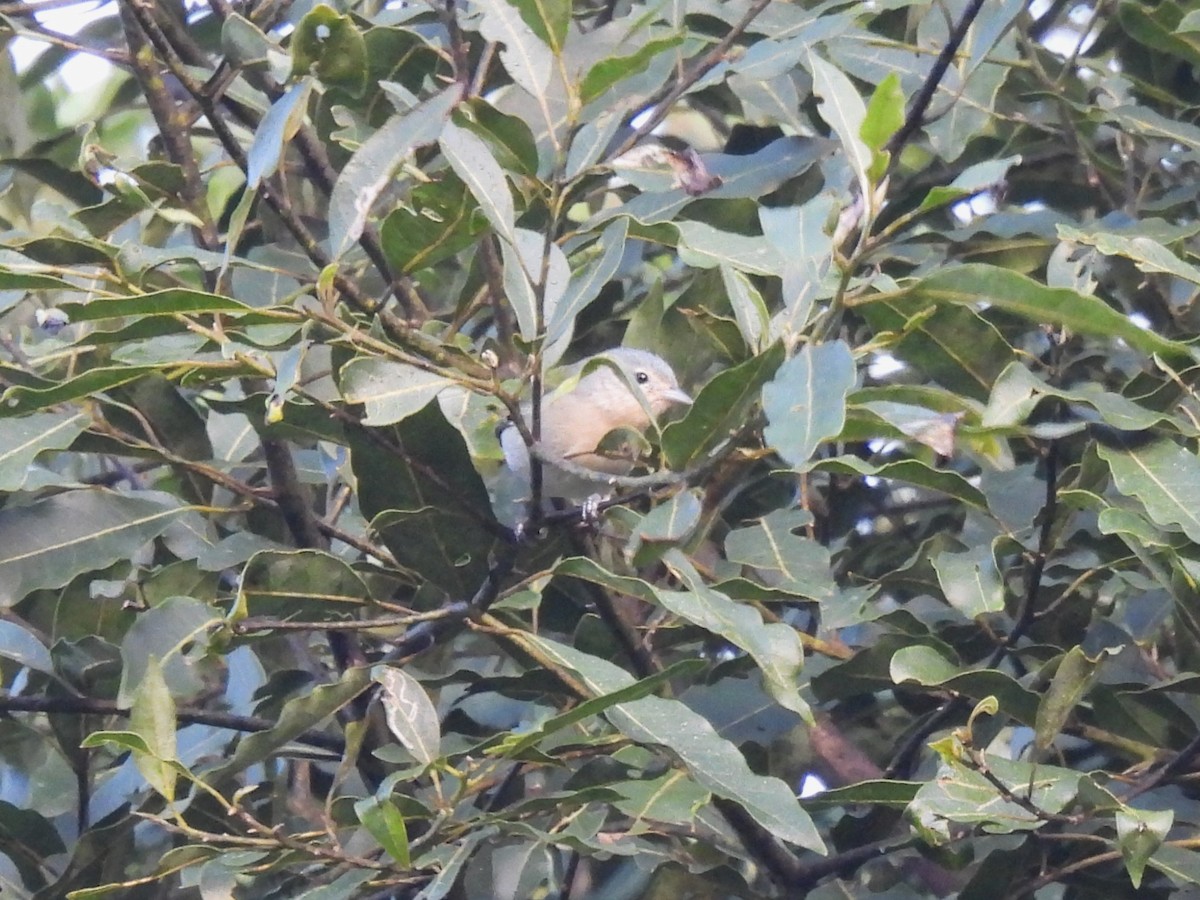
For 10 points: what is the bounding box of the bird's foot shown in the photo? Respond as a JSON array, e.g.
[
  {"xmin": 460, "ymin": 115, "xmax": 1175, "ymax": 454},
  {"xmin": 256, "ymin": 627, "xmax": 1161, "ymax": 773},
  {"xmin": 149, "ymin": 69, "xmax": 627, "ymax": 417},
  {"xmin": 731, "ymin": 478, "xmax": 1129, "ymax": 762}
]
[{"xmin": 580, "ymin": 493, "xmax": 604, "ymax": 523}]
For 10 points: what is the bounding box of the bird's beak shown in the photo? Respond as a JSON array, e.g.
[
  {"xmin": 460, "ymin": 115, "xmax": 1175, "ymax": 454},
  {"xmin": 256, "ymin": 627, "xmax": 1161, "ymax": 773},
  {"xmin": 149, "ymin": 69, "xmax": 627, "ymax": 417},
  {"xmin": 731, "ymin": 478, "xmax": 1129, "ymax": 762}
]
[{"xmin": 663, "ymin": 387, "xmax": 693, "ymax": 406}]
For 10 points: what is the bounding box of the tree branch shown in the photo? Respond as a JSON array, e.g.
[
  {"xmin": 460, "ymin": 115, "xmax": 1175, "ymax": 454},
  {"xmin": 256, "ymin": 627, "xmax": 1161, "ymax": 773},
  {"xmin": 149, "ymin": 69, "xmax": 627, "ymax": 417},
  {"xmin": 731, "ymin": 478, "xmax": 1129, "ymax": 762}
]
[
  {"xmin": 609, "ymin": 0, "xmax": 773, "ymax": 160},
  {"xmin": 885, "ymin": 0, "xmax": 988, "ymax": 159},
  {"xmin": 0, "ymin": 691, "xmax": 346, "ymax": 754},
  {"xmin": 117, "ymin": 0, "xmax": 219, "ymax": 250}
]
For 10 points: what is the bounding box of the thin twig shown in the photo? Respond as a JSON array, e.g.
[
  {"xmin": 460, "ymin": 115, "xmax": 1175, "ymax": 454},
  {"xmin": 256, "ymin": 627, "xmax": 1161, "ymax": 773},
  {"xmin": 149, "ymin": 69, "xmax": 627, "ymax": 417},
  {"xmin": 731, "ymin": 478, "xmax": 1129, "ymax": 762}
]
[
  {"xmin": 233, "ymin": 607, "xmax": 460, "ymax": 635},
  {"xmin": 608, "ymin": 0, "xmax": 773, "ymax": 160},
  {"xmin": 118, "ymin": 0, "xmax": 218, "ymax": 250},
  {"xmin": 1122, "ymin": 731, "xmax": 1200, "ymax": 802},
  {"xmin": 0, "ymin": 691, "xmax": 346, "ymax": 753},
  {"xmin": 886, "ymin": 0, "xmax": 988, "ymax": 158}
]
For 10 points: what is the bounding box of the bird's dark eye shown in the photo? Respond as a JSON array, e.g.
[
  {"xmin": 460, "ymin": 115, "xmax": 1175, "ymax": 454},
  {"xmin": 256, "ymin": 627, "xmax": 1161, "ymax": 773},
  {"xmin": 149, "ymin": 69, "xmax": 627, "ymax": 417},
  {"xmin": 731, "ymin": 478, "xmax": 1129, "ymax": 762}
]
[{"xmin": 635, "ymin": 371, "xmax": 650, "ymax": 384}]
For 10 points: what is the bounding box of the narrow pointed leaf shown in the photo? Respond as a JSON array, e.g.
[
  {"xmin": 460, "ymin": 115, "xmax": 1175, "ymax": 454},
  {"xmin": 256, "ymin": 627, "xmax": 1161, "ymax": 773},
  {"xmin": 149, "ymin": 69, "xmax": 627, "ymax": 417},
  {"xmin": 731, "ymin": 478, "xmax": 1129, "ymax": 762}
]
[
  {"xmin": 522, "ymin": 631, "xmax": 826, "ymax": 852},
  {"xmin": 129, "ymin": 656, "xmax": 178, "ymax": 801},
  {"xmin": 441, "ymin": 120, "xmax": 517, "ymax": 245},
  {"xmin": 329, "ymin": 86, "xmax": 460, "ymax": 258}
]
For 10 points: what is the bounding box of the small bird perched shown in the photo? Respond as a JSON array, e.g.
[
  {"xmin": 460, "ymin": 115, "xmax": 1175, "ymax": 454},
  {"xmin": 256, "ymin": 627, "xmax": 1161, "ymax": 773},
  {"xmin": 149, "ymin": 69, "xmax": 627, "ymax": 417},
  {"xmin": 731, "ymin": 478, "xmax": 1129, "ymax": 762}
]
[{"xmin": 499, "ymin": 347, "xmax": 692, "ymax": 507}]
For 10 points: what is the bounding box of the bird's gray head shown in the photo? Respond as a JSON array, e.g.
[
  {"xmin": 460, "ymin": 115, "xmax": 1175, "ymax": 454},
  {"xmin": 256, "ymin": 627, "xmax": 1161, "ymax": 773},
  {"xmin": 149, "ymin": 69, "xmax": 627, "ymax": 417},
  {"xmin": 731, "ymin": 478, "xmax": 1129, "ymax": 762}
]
[{"xmin": 576, "ymin": 347, "xmax": 692, "ymax": 424}]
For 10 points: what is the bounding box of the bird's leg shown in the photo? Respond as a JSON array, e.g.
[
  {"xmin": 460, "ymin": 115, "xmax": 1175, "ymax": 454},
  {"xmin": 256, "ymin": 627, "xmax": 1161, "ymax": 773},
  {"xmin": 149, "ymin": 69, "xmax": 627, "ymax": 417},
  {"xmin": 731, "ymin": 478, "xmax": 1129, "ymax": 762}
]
[{"xmin": 580, "ymin": 492, "xmax": 604, "ymax": 523}]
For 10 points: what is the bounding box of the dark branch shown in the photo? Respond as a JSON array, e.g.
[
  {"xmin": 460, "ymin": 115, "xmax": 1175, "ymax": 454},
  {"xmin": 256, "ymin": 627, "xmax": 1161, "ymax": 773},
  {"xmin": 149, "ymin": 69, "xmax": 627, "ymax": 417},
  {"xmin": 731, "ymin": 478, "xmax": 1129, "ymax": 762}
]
[
  {"xmin": 609, "ymin": 0, "xmax": 773, "ymax": 160},
  {"xmin": 0, "ymin": 691, "xmax": 345, "ymax": 754},
  {"xmin": 886, "ymin": 0, "xmax": 988, "ymax": 158}
]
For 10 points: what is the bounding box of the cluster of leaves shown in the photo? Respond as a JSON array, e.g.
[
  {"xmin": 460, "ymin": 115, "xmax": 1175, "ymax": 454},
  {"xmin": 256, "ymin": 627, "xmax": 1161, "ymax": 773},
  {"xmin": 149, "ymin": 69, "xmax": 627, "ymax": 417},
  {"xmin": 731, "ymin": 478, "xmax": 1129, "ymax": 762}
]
[{"xmin": 6, "ymin": 0, "xmax": 1200, "ymax": 896}]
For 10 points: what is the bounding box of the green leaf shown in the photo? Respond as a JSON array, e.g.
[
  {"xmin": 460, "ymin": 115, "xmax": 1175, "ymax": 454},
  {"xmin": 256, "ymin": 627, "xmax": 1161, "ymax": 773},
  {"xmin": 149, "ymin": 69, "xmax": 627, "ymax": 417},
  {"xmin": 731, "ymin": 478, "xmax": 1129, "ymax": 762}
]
[
  {"xmin": 1118, "ymin": 807, "xmax": 1173, "ymax": 888},
  {"xmin": 329, "ymin": 85, "xmax": 460, "ymax": 259},
  {"xmin": 0, "ymin": 365, "xmax": 167, "ymax": 416},
  {"xmin": 983, "ymin": 361, "xmax": 1184, "ymax": 432},
  {"xmin": 924, "ymin": 60, "xmax": 1006, "ymax": 162},
  {"xmin": 861, "ymin": 72, "xmax": 903, "ymax": 180},
  {"xmin": 730, "ymin": 71, "xmax": 805, "ymax": 134},
  {"xmin": 802, "ymin": 780, "xmax": 921, "ymax": 809},
  {"xmin": 850, "ymin": 399, "xmax": 975, "ymax": 458},
  {"xmin": 412, "ymin": 827, "xmax": 499, "ymax": 899},
  {"xmin": 219, "ymin": 81, "xmax": 313, "ymax": 273},
  {"xmin": 911, "ymin": 755, "xmax": 1081, "ymax": 834},
  {"xmin": 663, "ymin": 342, "xmax": 784, "ymax": 469},
  {"xmin": 580, "ymin": 35, "xmax": 684, "ymax": 104},
  {"xmin": 861, "ymin": 72, "xmax": 904, "ymax": 152},
  {"xmin": 546, "ymin": 218, "xmax": 629, "ymax": 348},
  {"xmin": 890, "ymin": 644, "xmax": 959, "ymax": 685},
  {"xmin": 290, "ymin": 4, "xmax": 369, "ymax": 94},
  {"xmin": 1148, "ymin": 844, "xmax": 1200, "ymax": 886},
  {"xmin": 247, "ymin": 81, "xmax": 314, "ymax": 191},
  {"xmin": 1103, "ymin": 103, "xmax": 1200, "ymax": 152},
  {"xmin": 891, "ymin": 646, "xmax": 1039, "ymax": 724},
  {"xmin": 720, "ymin": 265, "xmax": 770, "ymax": 352},
  {"xmin": 931, "ymin": 543, "xmax": 1005, "ymax": 618},
  {"xmin": 811, "ymin": 456, "xmax": 989, "ymax": 509},
  {"xmin": 349, "ymin": 402, "xmax": 501, "ymax": 597},
  {"xmin": 566, "ymin": 109, "xmax": 624, "ymax": 178},
  {"xmin": 60, "ymin": 289, "xmax": 259, "ymax": 322},
  {"xmin": 209, "ymin": 668, "xmax": 372, "ymax": 781},
  {"xmin": 118, "ymin": 597, "xmax": 219, "ymax": 707},
  {"xmin": 500, "ymin": 227, "xmax": 570, "ymax": 340},
  {"xmin": 1059, "ymin": 224, "xmax": 1200, "ymax": 288},
  {"xmin": 675, "ymin": 221, "xmax": 786, "ymax": 276},
  {"xmin": 355, "ymin": 797, "xmax": 411, "ymax": 866},
  {"xmin": 483, "ymin": 659, "xmax": 705, "ymax": 758},
  {"xmin": 859, "ymin": 293, "xmax": 1015, "ymax": 402},
  {"xmin": 474, "ymin": 0, "xmax": 554, "ymax": 97},
  {"xmin": 806, "ymin": 50, "xmax": 872, "ymax": 199},
  {"xmin": 80, "ymin": 731, "xmax": 155, "ymax": 753},
  {"xmin": 1098, "ymin": 440, "xmax": 1200, "ymax": 544},
  {"xmin": 665, "ymin": 550, "xmax": 810, "ymax": 720},
  {"xmin": 0, "ymin": 492, "xmax": 183, "ymax": 608},
  {"xmin": 339, "ymin": 358, "xmax": 452, "ymax": 426},
  {"xmin": 595, "ymin": 138, "xmax": 824, "ymax": 229},
  {"xmin": 511, "ymin": 0, "xmax": 569, "ymax": 53},
  {"xmin": 459, "ymin": 98, "xmax": 540, "ymax": 178},
  {"xmin": 628, "ymin": 490, "xmax": 702, "ymax": 547},
  {"xmin": 522, "ymin": 631, "xmax": 825, "ymax": 852},
  {"xmin": 0, "ymin": 620, "xmax": 54, "ymax": 674},
  {"xmin": 0, "ymin": 269, "xmax": 80, "ymax": 291},
  {"xmin": 1119, "ymin": 0, "xmax": 1200, "ymax": 68},
  {"xmin": 1034, "ymin": 646, "xmax": 1105, "ymax": 758},
  {"xmin": 763, "ymin": 341, "xmax": 856, "ymax": 470},
  {"xmin": 11, "ymin": 235, "xmax": 117, "ymax": 266},
  {"xmin": 0, "ymin": 410, "xmax": 87, "ymax": 491},
  {"xmin": 0, "ymin": 800, "xmax": 66, "ymax": 873},
  {"xmin": 380, "ymin": 177, "xmax": 488, "ymax": 275},
  {"xmin": 128, "ymin": 656, "xmax": 178, "ymax": 801},
  {"xmin": 441, "ymin": 119, "xmax": 517, "ymax": 245},
  {"xmin": 221, "ymin": 12, "xmax": 274, "ymax": 68},
  {"xmin": 890, "ymin": 264, "xmax": 1193, "ymax": 362},
  {"xmin": 374, "ymin": 665, "xmax": 442, "ymax": 766},
  {"xmin": 235, "ymin": 549, "xmax": 373, "ymax": 620},
  {"xmin": 610, "ymin": 769, "xmax": 712, "ymax": 826},
  {"xmin": 917, "ymin": 155, "xmax": 1022, "ymax": 213},
  {"xmin": 724, "ymin": 509, "xmax": 836, "ymax": 602},
  {"xmin": 559, "ymin": 554, "xmax": 811, "ymax": 721}
]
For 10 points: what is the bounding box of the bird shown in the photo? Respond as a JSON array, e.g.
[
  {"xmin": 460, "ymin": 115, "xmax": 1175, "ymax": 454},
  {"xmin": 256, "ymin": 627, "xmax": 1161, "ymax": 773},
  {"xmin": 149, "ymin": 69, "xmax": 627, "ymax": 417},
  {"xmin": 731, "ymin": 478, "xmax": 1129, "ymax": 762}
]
[{"xmin": 498, "ymin": 347, "xmax": 692, "ymax": 507}]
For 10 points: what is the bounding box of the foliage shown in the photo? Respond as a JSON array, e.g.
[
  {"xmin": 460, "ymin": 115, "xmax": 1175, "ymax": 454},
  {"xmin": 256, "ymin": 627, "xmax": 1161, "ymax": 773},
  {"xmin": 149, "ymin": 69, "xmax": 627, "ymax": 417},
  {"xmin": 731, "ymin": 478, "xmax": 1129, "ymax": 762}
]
[{"xmin": 4, "ymin": 0, "xmax": 1200, "ymax": 897}]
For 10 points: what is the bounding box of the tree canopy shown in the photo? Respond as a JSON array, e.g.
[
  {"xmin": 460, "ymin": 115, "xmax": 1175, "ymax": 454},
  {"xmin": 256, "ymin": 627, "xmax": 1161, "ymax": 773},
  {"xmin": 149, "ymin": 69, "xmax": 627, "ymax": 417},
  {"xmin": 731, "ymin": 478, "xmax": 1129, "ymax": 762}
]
[{"xmin": 4, "ymin": 0, "xmax": 1200, "ymax": 897}]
